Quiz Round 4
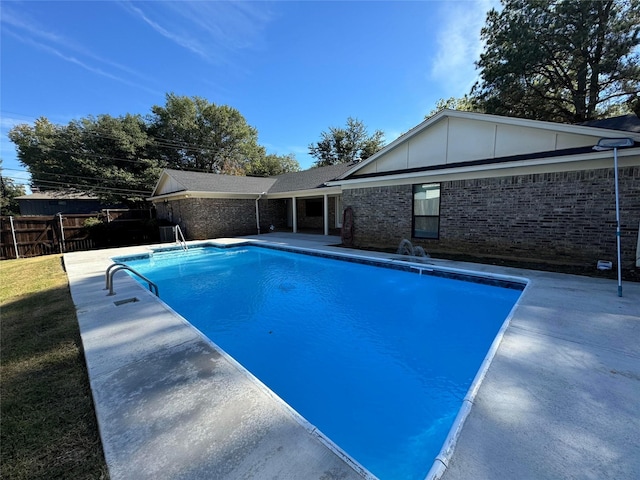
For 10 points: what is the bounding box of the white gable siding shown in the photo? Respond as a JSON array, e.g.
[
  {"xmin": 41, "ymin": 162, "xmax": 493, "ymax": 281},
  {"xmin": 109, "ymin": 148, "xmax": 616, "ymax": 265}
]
[
  {"xmin": 351, "ymin": 113, "xmax": 622, "ymax": 176},
  {"xmin": 376, "ymin": 143, "xmax": 408, "ymax": 172},
  {"xmin": 407, "ymin": 119, "xmax": 448, "ymax": 168},
  {"xmin": 155, "ymin": 175, "xmax": 185, "ymax": 195},
  {"xmin": 555, "ymin": 132, "xmax": 602, "ymax": 149},
  {"xmin": 357, "ymin": 119, "xmax": 449, "ymax": 175},
  {"xmin": 447, "ymin": 117, "xmax": 497, "ymax": 162},
  {"xmin": 494, "ymin": 124, "xmax": 556, "ymax": 156}
]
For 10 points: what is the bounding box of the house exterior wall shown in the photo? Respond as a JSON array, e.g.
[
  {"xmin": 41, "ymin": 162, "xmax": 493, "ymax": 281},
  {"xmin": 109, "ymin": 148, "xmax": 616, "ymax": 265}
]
[
  {"xmin": 262, "ymin": 199, "xmax": 288, "ymax": 231},
  {"xmin": 156, "ymin": 198, "xmax": 259, "ymax": 239},
  {"xmin": 342, "ymin": 166, "xmax": 640, "ymax": 266},
  {"xmin": 155, "ymin": 197, "xmax": 289, "ymax": 239},
  {"xmin": 342, "ymin": 185, "xmax": 412, "ymax": 245}
]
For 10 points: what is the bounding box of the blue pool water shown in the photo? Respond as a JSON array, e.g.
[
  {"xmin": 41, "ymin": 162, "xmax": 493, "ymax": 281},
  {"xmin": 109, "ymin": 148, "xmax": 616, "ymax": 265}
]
[{"xmin": 119, "ymin": 245, "xmax": 523, "ymax": 479}]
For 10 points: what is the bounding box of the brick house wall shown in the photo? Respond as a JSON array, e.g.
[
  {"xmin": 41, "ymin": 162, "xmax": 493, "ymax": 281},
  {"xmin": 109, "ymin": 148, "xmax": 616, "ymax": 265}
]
[
  {"xmin": 343, "ymin": 166, "xmax": 640, "ymax": 265},
  {"xmin": 342, "ymin": 185, "xmax": 412, "ymax": 246},
  {"xmin": 156, "ymin": 198, "xmax": 266, "ymax": 239},
  {"xmin": 263, "ymin": 199, "xmax": 288, "ymax": 231}
]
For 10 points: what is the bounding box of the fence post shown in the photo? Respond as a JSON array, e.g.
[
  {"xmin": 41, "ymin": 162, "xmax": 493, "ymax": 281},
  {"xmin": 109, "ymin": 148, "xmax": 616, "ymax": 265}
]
[
  {"xmin": 57, "ymin": 213, "xmax": 66, "ymax": 253},
  {"xmin": 9, "ymin": 215, "xmax": 19, "ymax": 259}
]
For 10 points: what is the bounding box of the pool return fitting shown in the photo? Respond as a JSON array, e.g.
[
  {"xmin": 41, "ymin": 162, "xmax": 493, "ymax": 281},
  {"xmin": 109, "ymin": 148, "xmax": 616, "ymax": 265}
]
[{"xmin": 105, "ymin": 262, "xmax": 159, "ymax": 297}]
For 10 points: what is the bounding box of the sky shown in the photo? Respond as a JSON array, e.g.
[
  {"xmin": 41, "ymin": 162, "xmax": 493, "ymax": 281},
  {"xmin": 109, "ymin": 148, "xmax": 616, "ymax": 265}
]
[{"xmin": 1, "ymin": 0, "xmax": 499, "ymax": 190}]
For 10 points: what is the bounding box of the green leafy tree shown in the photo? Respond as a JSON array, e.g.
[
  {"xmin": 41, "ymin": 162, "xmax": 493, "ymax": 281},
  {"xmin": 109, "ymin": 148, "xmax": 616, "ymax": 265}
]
[
  {"xmin": 8, "ymin": 93, "xmax": 301, "ymax": 204},
  {"xmin": 8, "ymin": 114, "xmax": 162, "ymax": 206},
  {"xmin": 245, "ymin": 153, "xmax": 300, "ymax": 177},
  {"xmin": 426, "ymin": 95, "xmax": 481, "ymax": 119},
  {"xmin": 149, "ymin": 93, "xmax": 265, "ymax": 175},
  {"xmin": 308, "ymin": 117, "xmax": 385, "ymax": 167},
  {"xmin": 0, "ymin": 160, "xmax": 26, "ymax": 215},
  {"xmin": 473, "ymin": 0, "xmax": 640, "ymax": 123}
]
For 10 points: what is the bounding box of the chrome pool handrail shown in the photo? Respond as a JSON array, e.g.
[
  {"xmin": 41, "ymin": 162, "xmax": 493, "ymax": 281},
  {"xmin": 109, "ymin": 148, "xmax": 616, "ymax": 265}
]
[
  {"xmin": 174, "ymin": 225, "xmax": 188, "ymax": 251},
  {"xmin": 105, "ymin": 262, "xmax": 159, "ymax": 297}
]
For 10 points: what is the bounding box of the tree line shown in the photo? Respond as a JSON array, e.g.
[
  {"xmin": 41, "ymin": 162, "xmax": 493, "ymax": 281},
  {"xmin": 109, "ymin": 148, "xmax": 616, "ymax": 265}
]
[{"xmin": 8, "ymin": 94, "xmax": 301, "ymax": 207}]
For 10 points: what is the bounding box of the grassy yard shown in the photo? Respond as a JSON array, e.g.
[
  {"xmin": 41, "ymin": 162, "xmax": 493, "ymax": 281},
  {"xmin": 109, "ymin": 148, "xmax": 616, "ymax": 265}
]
[{"xmin": 0, "ymin": 255, "xmax": 108, "ymax": 480}]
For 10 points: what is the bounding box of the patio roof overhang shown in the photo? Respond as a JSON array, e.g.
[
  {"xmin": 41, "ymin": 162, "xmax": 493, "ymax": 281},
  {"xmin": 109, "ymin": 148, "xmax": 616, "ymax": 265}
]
[
  {"xmin": 148, "ymin": 186, "xmax": 344, "ymax": 202},
  {"xmin": 148, "ymin": 190, "xmax": 267, "ymax": 202}
]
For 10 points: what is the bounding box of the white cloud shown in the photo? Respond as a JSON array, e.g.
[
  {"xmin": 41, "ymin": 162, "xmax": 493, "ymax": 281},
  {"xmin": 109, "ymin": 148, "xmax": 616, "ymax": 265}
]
[
  {"xmin": 429, "ymin": 0, "xmax": 500, "ymax": 95},
  {"xmin": 120, "ymin": 1, "xmax": 273, "ymax": 65},
  {"xmin": 1, "ymin": 5, "xmax": 161, "ymax": 94}
]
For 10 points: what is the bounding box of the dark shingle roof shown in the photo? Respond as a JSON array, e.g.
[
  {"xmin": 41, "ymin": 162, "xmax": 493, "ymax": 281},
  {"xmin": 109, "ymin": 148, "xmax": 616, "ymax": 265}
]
[
  {"xmin": 159, "ymin": 162, "xmax": 354, "ymax": 196},
  {"xmin": 268, "ymin": 163, "xmax": 355, "ymax": 193},
  {"xmin": 580, "ymin": 114, "xmax": 640, "ymax": 133},
  {"xmin": 162, "ymin": 169, "xmax": 276, "ymax": 194}
]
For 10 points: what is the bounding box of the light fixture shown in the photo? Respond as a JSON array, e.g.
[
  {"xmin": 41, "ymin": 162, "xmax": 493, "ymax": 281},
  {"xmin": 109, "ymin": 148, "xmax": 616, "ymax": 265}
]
[
  {"xmin": 592, "ymin": 138, "xmax": 634, "ymax": 150},
  {"xmin": 592, "ymin": 137, "xmax": 635, "ymax": 296}
]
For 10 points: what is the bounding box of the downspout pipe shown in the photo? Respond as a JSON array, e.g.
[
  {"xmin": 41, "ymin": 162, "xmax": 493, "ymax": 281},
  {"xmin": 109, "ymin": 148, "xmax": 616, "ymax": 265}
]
[{"xmin": 255, "ymin": 192, "xmax": 266, "ymax": 234}]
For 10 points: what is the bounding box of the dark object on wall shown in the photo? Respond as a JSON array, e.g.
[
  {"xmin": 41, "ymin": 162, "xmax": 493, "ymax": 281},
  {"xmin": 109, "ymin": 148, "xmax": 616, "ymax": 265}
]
[{"xmin": 341, "ymin": 207, "xmax": 354, "ymax": 246}]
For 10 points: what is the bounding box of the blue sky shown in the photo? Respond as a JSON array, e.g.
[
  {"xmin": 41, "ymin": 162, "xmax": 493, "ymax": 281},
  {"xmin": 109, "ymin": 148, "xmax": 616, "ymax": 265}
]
[{"xmin": 1, "ymin": 0, "xmax": 498, "ymax": 189}]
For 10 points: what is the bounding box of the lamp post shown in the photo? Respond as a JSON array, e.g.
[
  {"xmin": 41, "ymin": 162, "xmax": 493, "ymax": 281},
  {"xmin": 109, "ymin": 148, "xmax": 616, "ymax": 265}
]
[{"xmin": 593, "ymin": 137, "xmax": 634, "ymax": 297}]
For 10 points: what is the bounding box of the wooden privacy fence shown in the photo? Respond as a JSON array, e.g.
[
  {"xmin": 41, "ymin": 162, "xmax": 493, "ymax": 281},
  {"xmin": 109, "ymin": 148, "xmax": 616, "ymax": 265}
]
[
  {"xmin": 1, "ymin": 210, "xmax": 157, "ymax": 260},
  {"xmin": 1, "ymin": 214, "xmax": 96, "ymax": 259}
]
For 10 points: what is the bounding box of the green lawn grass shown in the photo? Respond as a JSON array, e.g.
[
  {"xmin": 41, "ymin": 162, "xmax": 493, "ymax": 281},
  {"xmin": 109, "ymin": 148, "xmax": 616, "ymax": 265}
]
[{"xmin": 0, "ymin": 255, "xmax": 109, "ymax": 480}]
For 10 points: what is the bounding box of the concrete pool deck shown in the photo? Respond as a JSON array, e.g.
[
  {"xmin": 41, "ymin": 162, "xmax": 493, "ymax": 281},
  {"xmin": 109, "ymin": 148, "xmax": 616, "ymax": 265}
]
[{"xmin": 63, "ymin": 233, "xmax": 640, "ymax": 480}]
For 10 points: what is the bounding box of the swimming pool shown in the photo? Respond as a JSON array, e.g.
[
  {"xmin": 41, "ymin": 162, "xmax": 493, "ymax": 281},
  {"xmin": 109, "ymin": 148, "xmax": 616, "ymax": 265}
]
[{"xmin": 117, "ymin": 244, "xmax": 523, "ymax": 479}]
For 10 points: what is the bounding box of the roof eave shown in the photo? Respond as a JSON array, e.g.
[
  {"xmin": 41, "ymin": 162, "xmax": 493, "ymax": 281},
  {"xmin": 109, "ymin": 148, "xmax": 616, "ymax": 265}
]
[
  {"xmin": 148, "ymin": 190, "xmax": 268, "ymax": 202},
  {"xmin": 266, "ymin": 185, "xmax": 343, "ymax": 198}
]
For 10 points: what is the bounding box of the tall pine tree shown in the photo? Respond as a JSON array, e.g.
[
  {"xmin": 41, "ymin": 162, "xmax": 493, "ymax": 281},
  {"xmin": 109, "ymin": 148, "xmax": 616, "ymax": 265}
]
[{"xmin": 473, "ymin": 0, "xmax": 640, "ymax": 123}]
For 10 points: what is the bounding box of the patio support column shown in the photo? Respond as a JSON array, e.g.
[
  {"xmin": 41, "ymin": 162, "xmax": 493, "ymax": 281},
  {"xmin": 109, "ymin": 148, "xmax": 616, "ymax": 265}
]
[
  {"xmin": 323, "ymin": 194, "xmax": 329, "ymax": 236},
  {"xmin": 292, "ymin": 196, "xmax": 298, "ymax": 233}
]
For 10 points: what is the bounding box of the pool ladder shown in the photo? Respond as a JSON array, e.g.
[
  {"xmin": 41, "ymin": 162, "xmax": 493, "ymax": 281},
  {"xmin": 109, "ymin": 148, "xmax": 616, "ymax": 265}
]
[
  {"xmin": 174, "ymin": 225, "xmax": 188, "ymax": 251},
  {"xmin": 105, "ymin": 262, "xmax": 159, "ymax": 297}
]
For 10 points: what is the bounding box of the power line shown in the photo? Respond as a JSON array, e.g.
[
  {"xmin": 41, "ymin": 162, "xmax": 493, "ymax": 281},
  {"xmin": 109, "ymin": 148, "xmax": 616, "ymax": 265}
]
[
  {"xmin": 2, "ymin": 173, "xmax": 152, "ymax": 195},
  {"xmin": 29, "ymin": 178, "xmax": 150, "ymax": 194},
  {"xmin": 2, "ymin": 167, "xmax": 153, "ymax": 186},
  {"xmin": 24, "ymin": 179, "xmax": 151, "ymax": 195}
]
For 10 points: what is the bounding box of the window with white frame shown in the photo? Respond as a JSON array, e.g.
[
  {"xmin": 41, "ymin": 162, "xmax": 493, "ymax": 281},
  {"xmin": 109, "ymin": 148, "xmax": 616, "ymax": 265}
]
[{"xmin": 412, "ymin": 183, "xmax": 440, "ymax": 239}]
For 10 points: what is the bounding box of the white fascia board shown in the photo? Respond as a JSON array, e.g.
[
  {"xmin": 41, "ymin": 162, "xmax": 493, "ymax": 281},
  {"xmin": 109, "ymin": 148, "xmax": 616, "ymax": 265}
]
[
  {"xmin": 425, "ymin": 109, "xmax": 640, "ymax": 140},
  {"xmin": 149, "ymin": 187, "xmax": 344, "ymax": 203},
  {"xmin": 150, "ymin": 173, "xmax": 164, "ymax": 197},
  {"xmin": 443, "ymin": 109, "xmax": 640, "ymax": 138},
  {"xmin": 150, "ymin": 169, "xmax": 172, "ymax": 197},
  {"xmin": 151, "ymin": 169, "xmax": 192, "ymax": 197},
  {"xmin": 266, "ymin": 186, "xmax": 343, "ymax": 199},
  {"xmin": 148, "ymin": 190, "xmax": 266, "ymax": 202},
  {"xmin": 327, "ymin": 147, "xmax": 640, "ymax": 188}
]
